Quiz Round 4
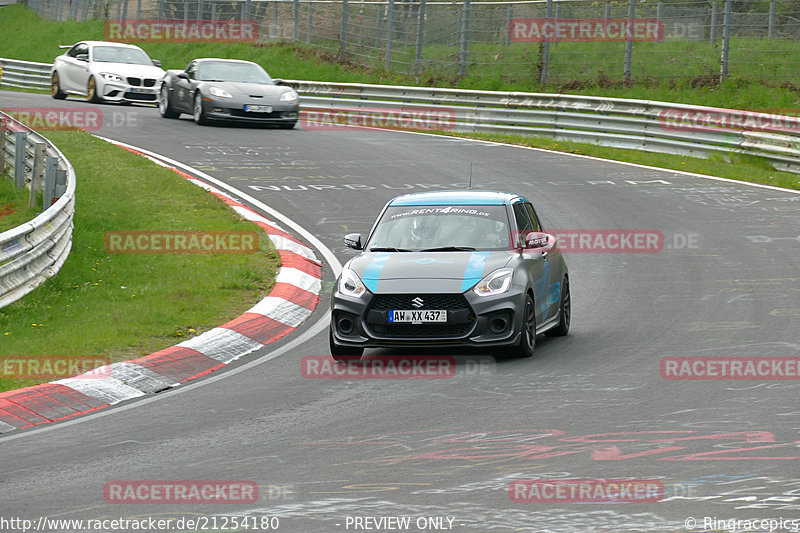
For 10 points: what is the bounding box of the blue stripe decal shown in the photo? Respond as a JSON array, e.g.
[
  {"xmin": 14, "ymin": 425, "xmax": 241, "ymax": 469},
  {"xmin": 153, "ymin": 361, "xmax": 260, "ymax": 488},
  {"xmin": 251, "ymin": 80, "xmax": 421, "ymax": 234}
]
[
  {"xmin": 362, "ymin": 253, "xmax": 392, "ymax": 293},
  {"xmin": 461, "ymin": 252, "xmax": 491, "ymax": 292}
]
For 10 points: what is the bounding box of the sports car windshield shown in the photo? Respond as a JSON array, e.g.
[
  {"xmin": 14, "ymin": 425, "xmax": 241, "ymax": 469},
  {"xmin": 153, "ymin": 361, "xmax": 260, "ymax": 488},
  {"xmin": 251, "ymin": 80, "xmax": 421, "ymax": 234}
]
[
  {"xmin": 92, "ymin": 46, "xmax": 153, "ymax": 65},
  {"xmin": 367, "ymin": 205, "xmax": 511, "ymax": 251},
  {"xmin": 197, "ymin": 61, "xmax": 272, "ymax": 84}
]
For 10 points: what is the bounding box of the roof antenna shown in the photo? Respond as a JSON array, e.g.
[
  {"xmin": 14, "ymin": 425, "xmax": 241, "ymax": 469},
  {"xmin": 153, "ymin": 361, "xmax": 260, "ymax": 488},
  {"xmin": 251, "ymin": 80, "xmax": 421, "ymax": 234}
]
[{"xmin": 468, "ymin": 163, "xmax": 473, "ymax": 190}]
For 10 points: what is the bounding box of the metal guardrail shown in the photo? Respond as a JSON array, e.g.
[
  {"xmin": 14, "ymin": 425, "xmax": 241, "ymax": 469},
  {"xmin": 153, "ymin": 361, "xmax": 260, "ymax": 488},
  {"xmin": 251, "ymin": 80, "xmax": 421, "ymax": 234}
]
[
  {"xmin": 0, "ymin": 57, "xmax": 52, "ymax": 91},
  {"xmin": 4, "ymin": 54, "xmax": 800, "ymax": 172},
  {"xmin": 287, "ymin": 80, "xmax": 800, "ymax": 173},
  {"xmin": 0, "ymin": 110, "xmax": 75, "ymax": 309}
]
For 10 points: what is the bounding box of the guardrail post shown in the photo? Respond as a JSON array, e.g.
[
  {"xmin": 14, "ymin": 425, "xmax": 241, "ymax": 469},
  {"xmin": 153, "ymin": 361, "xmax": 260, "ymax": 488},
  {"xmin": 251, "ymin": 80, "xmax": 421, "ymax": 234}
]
[
  {"xmin": 30, "ymin": 142, "xmax": 45, "ymax": 208},
  {"xmin": 272, "ymin": 1, "xmax": 278, "ymax": 38},
  {"xmin": 14, "ymin": 132, "xmax": 27, "ymax": 188},
  {"xmin": 122, "ymin": 0, "xmax": 129, "ymax": 19},
  {"xmin": 415, "ymin": 0, "xmax": 427, "ymax": 75},
  {"xmin": 720, "ymin": 0, "xmax": 731, "ymax": 82},
  {"xmin": 244, "ymin": 0, "xmax": 251, "ymax": 20},
  {"xmin": 136, "ymin": 0, "xmax": 142, "ymax": 20},
  {"xmin": 43, "ymin": 156, "xmax": 57, "ymax": 211},
  {"xmin": 624, "ymin": 0, "xmax": 635, "ymax": 82},
  {"xmin": 505, "ymin": 4, "xmax": 513, "ymax": 46},
  {"xmin": 82, "ymin": 0, "xmax": 91, "ymax": 21},
  {"xmin": 184, "ymin": 1, "xmax": 189, "ymax": 24},
  {"xmin": 385, "ymin": 0, "xmax": 395, "ymax": 70},
  {"xmin": 211, "ymin": 3, "xmax": 217, "ymax": 21},
  {"xmin": 540, "ymin": 0, "xmax": 553, "ymax": 84},
  {"xmin": 458, "ymin": 0, "xmax": 471, "ymax": 77},
  {"xmin": 376, "ymin": 3, "xmax": 384, "ymax": 48},
  {"xmin": 709, "ymin": 0, "xmax": 718, "ymax": 42},
  {"xmin": 604, "ymin": 2, "xmax": 610, "ymax": 21},
  {"xmin": 656, "ymin": 2, "xmax": 662, "ymax": 24},
  {"xmin": 0, "ymin": 118, "xmax": 5, "ymax": 176},
  {"xmin": 198, "ymin": 0, "xmax": 204, "ymax": 20},
  {"xmin": 768, "ymin": 1, "xmax": 775, "ymax": 38},
  {"xmin": 340, "ymin": 0, "xmax": 350, "ymax": 59},
  {"xmin": 158, "ymin": 0, "xmax": 163, "ymax": 21},
  {"xmin": 293, "ymin": 0, "xmax": 299, "ymax": 41},
  {"xmin": 308, "ymin": 3, "xmax": 314, "ymax": 43}
]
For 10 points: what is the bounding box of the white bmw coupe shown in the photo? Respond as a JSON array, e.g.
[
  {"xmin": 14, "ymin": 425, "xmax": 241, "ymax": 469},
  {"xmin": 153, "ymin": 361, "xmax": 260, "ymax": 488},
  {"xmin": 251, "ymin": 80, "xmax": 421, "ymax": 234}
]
[{"xmin": 51, "ymin": 41, "xmax": 165, "ymax": 104}]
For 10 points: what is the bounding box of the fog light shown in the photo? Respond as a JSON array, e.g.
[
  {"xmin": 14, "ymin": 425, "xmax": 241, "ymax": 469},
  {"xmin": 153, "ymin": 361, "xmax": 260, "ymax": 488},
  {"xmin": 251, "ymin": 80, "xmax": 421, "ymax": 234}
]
[
  {"xmin": 489, "ymin": 317, "xmax": 507, "ymax": 333},
  {"xmin": 338, "ymin": 318, "xmax": 354, "ymax": 335}
]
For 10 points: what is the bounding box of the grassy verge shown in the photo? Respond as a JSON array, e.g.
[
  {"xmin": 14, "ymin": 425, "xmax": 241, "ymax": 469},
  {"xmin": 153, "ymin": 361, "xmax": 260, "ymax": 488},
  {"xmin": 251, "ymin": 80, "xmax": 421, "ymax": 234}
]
[
  {"xmin": 2, "ymin": 4, "xmax": 800, "ymax": 110},
  {"xmin": 442, "ymin": 131, "xmax": 800, "ymax": 191},
  {"xmin": 0, "ymin": 172, "xmax": 41, "ymax": 233},
  {"xmin": 0, "ymin": 132, "xmax": 279, "ymax": 393}
]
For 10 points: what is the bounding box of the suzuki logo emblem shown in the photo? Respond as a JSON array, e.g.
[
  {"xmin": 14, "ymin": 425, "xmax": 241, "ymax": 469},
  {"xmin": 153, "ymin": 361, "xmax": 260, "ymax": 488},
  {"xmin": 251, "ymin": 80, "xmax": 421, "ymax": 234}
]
[{"xmin": 411, "ymin": 297, "xmax": 424, "ymax": 308}]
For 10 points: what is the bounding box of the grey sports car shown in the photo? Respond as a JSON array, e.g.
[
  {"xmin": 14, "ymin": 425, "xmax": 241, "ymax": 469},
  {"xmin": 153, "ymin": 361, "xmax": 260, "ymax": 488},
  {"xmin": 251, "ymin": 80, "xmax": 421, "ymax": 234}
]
[
  {"xmin": 158, "ymin": 58, "xmax": 299, "ymax": 127},
  {"xmin": 329, "ymin": 190, "xmax": 571, "ymax": 360}
]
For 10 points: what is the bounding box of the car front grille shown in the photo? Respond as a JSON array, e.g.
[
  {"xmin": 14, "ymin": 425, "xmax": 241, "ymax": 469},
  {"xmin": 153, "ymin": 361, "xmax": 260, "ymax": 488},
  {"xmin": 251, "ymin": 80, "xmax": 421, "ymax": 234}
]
[
  {"xmin": 365, "ymin": 293, "xmax": 475, "ymax": 339},
  {"xmin": 124, "ymin": 92, "xmax": 157, "ymax": 101},
  {"xmin": 370, "ymin": 294, "xmax": 468, "ymax": 311},
  {"xmin": 126, "ymin": 77, "xmax": 156, "ymax": 87}
]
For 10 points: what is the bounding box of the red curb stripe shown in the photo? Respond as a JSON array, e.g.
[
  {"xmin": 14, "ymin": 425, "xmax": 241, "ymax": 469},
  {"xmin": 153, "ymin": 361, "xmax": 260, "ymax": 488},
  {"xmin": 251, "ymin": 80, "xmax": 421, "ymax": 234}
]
[
  {"xmin": 221, "ymin": 313, "xmax": 295, "ymax": 345},
  {"xmin": 270, "ymin": 282, "xmax": 320, "ymax": 311},
  {"xmin": 129, "ymin": 347, "xmax": 222, "ymax": 383},
  {"xmin": 3, "ymin": 389, "xmax": 78, "ymax": 421},
  {"xmin": 0, "ymin": 407, "xmax": 33, "ymax": 429},
  {"xmin": 34, "ymin": 383, "xmax": 108, "ymax": 411},
  {"xmin": 278, "ymin": 251, "xmax": 323, "ymax": 279},
  {"xmin": 0, "ymin": 397, "xmax": 56, "ymax": 425}
]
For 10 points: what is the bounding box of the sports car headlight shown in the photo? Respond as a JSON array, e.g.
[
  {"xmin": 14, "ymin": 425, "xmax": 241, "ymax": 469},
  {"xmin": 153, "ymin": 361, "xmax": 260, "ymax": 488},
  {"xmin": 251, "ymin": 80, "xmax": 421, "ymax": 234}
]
[
  {"xmin": 338, "ymin": 268, "xmax": 366, "ymax": 298},
  {"xmin": 279, "ymin": 90, "xmax": 298, "ymax": 103},
  {"xmin": 100, "ymin": 72, "xmax": 123, "ymax": 82},
  {"xmin": 209, "ymin": 86, "xmax": 232, "ymax": 98},
  {"xmin": 473, "ymin": 268, "xmax": 514, "ymax": 297}
]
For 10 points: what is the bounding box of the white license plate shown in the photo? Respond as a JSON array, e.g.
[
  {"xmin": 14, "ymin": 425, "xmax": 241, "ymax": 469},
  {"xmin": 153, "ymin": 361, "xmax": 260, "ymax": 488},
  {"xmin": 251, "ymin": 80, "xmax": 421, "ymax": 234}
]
[
  {"xmin": 127, "ymin": 87, "xmax": 150, "ymax": 93},
  {"xmin": 245, "ymin": 104, "xmax": 272, "ymax": 113},
  {"xmin": 389, "ymin": 310, "xmax": 447, "ymax": 323}
]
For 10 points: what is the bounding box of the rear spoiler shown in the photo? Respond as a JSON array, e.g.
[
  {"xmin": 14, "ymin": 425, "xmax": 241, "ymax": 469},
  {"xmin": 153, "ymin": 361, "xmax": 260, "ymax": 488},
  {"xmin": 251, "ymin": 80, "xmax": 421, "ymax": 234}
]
[{"xmin": 58, "ymin": 45, "xmax": 72, "ymax": 49}]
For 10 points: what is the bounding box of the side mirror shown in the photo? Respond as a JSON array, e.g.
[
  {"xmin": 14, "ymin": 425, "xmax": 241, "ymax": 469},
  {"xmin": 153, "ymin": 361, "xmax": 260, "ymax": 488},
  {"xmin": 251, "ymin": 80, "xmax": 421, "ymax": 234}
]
[
  {"xmin": 273, "ymin": 78, "xmax": 284, "ymax": 86},
  {"xmin": 523, "ymin": 232, "xmax": 553, "ymax": 250},
  {"xmin": 344, "ymin": 233, "xmax": 363, "ymax": 250},
  {"xmin": 152, "ymin": 59, "xmax": 162, "ymax": 67},
  {"xmin": 76, "ymin": 54, "xmax": 88, "ymax": 62},
  {"xmin": 177, "ymin": 72, "xmax": 189, "ymax": 81}
]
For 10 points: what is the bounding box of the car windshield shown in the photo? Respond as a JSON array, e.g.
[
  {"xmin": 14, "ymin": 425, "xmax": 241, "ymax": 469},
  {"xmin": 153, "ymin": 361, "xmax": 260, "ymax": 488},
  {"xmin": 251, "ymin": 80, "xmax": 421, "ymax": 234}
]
[
  {"xmin": 92, "ymin": 46, "xmax": 153, "ymax": 65},
  {"xmin": 197, "ymin": 61, "xmax": 272, "ymax": 84},
  {"xmin": 367, "ymin": 205, "xmax": 512, "ymax": 252}
]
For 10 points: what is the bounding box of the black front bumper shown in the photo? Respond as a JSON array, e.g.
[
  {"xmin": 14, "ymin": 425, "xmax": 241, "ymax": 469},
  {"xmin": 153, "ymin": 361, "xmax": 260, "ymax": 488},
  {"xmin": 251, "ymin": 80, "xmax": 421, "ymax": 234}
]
[{"xmin": 331, "ymin": 287, "xmax": 526, "ymax": 349}]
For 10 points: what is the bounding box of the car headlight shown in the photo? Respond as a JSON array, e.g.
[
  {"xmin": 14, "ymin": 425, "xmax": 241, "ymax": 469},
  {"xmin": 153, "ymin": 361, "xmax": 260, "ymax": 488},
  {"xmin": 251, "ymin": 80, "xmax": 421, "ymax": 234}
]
[
  {"xmin": 473, "ymin": 268, "xmax": 514, "ymax": 297},
  {"xmin": 279, "ymin": 90, "xmax": 298, "ymax": 103},
  {"xmin": 209, "ymin": 86, "xmax": 232, "ymax": 98},
  {"xmin": 100, "ymin": 72, "xmax": 123, "ymax": 82},
  {"xmin": 338, "ymin": 268, "xmax": 367, "ymax": 298}
]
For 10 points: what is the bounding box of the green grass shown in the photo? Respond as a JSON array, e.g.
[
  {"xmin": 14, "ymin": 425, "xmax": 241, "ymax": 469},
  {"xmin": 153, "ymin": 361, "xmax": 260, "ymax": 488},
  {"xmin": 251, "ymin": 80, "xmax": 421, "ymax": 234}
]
[
  {"xmin": 3, "ymin": 3, "xmax": 800, "ymax": 111},
  {"xmin": 0, "ymin": 172, "xmax": 41, "ymax": 234},
  {"xmin": 0, "ymin": 132, "xmax": 279, "ymax": 393}
]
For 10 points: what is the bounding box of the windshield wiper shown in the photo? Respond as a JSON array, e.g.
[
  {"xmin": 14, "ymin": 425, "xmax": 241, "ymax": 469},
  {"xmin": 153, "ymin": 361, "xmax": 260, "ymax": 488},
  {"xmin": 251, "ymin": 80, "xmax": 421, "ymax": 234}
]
[
  {"xmin": 420, "ymin": 246, "xmax": 476, "ymax": 252},
  {"xmin": 369, "ymin": 247, "xmax": 412, "ymax": 252}
]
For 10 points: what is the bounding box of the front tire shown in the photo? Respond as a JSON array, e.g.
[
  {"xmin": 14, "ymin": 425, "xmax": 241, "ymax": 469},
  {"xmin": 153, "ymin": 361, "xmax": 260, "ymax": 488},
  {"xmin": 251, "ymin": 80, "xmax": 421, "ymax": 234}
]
[
  {"xmin": 193, "ymin": 93, "xmax": 209, "ymax": 125},
  {"xmin": 86, "ymin": 76, "xmax": 102, "ymax": 103},
  {"xmin": 511, "ymin": 293, "xmax": 536, "ymax": 358},
  {"xmin": 158, "ymin": 84, "xmax": 180, "ymax": 119},
  {"xmin": 329, "ymin": 327, "xmax": 363, "ymax": 362},
  {"xmin": 545, "ymin": 276, "xmax": 571, "ymax": 337},
  {"xmin": 51, "ymin": 72, "xmax": 67, "ymax": 100}
]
